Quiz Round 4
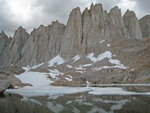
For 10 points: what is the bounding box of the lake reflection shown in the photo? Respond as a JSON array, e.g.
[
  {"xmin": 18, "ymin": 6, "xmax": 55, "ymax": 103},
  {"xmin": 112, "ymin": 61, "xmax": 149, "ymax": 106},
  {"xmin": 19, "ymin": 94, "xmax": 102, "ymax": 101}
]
[{"xmin": 1, "ymin": 87, "xmax": 150, "ymax": 113}]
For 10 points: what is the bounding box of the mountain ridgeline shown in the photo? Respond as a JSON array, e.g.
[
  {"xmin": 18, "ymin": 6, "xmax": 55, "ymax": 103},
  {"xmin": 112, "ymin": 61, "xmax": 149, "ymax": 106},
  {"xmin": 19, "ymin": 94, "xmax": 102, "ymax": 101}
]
[{"xmin": 0, "ymin": 3, "xmax": 150, "ymax": 66}]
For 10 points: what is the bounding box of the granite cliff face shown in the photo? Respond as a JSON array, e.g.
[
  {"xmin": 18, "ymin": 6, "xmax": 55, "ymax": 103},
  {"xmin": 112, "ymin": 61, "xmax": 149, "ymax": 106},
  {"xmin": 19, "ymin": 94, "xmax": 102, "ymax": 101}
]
[
  {"xmin": 0, "ymin": 3, "xmax": 150, "ymax": 86},
  {"xmin": 123, "ymin": 10, "xmax": 142, "ymax": 39},
  {"xmin": 2, "ymin": 26, "xmax": 29, "ymax": 66},
  {"xmin": 17, "ymin": 21, "xmax": 65, "ymax": 66},
  {"xmin": 0, "ymin": 3, "xmax": 149, "ymax": 68},
  {"xmin": 140, "ymin": 15, "xmax": 150, "ymax": 38},
  {"xmin": 0, "ymin": 31, "xmax": 11, "ymax": 65}
]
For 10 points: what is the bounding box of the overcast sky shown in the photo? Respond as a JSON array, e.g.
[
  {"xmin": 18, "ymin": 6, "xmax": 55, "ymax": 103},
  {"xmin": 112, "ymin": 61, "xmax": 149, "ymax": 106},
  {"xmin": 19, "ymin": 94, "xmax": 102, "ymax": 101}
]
[{"xmin": 0, "ymin": 0, "xmax": 150, "ymax": 37}]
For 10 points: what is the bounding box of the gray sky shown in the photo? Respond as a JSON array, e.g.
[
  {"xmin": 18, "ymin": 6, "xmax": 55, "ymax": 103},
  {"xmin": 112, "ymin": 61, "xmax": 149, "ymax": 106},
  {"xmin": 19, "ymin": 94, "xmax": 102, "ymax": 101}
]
[{"xmin": 0, "ymin": 0, "xmax": 149, "ymax": 37}]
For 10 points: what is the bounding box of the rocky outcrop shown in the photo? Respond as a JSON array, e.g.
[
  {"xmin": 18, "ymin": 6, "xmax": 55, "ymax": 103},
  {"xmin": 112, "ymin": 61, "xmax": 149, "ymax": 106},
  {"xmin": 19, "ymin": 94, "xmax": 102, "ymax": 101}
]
[
  {"xmin": 0, "ymin": 3, "xmax": 149, "ymax": 67},
  {"xmin": 2, "ymin": 26, "xmax": 29, "ymax": 66},
  {"xmin": 0, "ymin": 80, "xmax": 11, "ymax": 94},
  {"xmin": 108, "ymin": 6, "xmax": 129, "ymax": 39},
  {"xmin": 123, "ymin": 10, "xmax": 142, "ymax": 39},
  {"xmin": 81, "ymin": 3, "xmax": 105, "ymax": 54},
  {"xmin": 140, "ymin": 15, "xmax": 150, "ymax": 38},
  {"xmin": 0, "ymin": 66, "xmax": 32, "ymax": 94},
  {"xmin": 0, "ymin": 31, "xmax": 11, "ymax": 65},
  {"xmin": 60, "ymin": 7, "xmax": 82, "ymax": 58},
  {"xmin": 60, "ymin": 4, "xmax": 130, "ymax": 57},
  {"xmin": 18, "ymin": 21, "xmax": 65, "ymax": 66}
]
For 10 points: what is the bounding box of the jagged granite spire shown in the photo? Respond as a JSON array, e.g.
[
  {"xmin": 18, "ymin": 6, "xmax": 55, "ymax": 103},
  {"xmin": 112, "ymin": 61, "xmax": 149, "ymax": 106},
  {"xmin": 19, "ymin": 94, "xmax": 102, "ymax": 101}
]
[
  {"xmin": 0, "ymin": 3, "xmax": 150, "ymax": 66},
  {"xmin": 140, "ymin": 15, "xmax": 150, "ymax": 38},
  {"xmin": 123, "ymin": 9, "xmax": 142, "ymax": 39},
  {"xmin": 1, "ymin": 26, "xmax": 29, "ymax": 65}
]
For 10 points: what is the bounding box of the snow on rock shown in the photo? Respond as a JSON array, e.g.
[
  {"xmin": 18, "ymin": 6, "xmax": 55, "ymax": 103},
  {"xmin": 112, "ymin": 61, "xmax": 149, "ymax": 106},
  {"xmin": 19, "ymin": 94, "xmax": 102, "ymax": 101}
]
[
  {"xmin": 74, "ymin": 64, "xmax": 92, "ymax": 71},
  {"xmin": 72, "ymin": 55, "xmax": 80, "ymax": 63},
  {"xmin": 76, "ymin": 71, "xmax": 84, "ymax": 74},
  {"xmin": 15, "ymin": 72, "xmax": 52, "ymax": 87},
  {"xmin": 67, "ymin": 65, "xmax": 72, "ymax": 68},
  {"xmin": 109, "ymin": 59, "xmax": 127, "ymax": 69},
  {"xmin": 75, "ymin": 67, "xmax": 86, "ymax": 70},
  {"xmin": 32, "ymin": 63, "xmax": 44, "ymax": 69},
  {"xmin": 22, "ymin": 66, "xmax": 30, "ymax": 72},
  {"xmin": 87, "ymin": 53, "xmax": 95, "ymax": 61},
  {"xmin": 87, "ymin": 51, "xmax": 112, "ymax": 63},
  {"xmin": 49, "ymin": 69, "xmax": 64, "ymax": 79},
  {"xmin": 48, "ymin": 55, "xmax": 65, "ymax": 67},
  {"xmin": 107, "ymin": 44, "xmax": 110, "ymax": 47},
  {"xmin": 64, "ymin": 75, "xmax": 72, "ymax": 81},
  {"xmin": 87, "ymin": 51, "xmax": 128, "ymax": 69},
  {"xmin": 86, "ymin": 81, "xmax": 90, "ymax": 87},
  {"xmin": 93, "ymin": 65, "xmax": 127, "ymax": 71},
  {"xmin": 99, "ymin": 40, "xmax": 105, "ymax": 44},
  {"xmin": 79, "ymin": 64, "xmax": 92, "ymax": 68}
]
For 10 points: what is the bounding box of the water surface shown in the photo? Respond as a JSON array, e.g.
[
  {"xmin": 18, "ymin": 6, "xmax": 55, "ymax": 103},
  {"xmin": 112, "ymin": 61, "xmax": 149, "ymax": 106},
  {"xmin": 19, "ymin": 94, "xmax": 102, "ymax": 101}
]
[{"xmin": 1, "ymin": 86, "xmax": 150, "ymax": 113}]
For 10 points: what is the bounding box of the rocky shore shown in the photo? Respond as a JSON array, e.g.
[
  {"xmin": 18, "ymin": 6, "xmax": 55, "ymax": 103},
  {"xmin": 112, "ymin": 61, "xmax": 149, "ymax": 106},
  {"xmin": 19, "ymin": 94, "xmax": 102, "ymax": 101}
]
[{"xmin": 0, "ymin": 66, "xmax": 32, "ymax": 94}]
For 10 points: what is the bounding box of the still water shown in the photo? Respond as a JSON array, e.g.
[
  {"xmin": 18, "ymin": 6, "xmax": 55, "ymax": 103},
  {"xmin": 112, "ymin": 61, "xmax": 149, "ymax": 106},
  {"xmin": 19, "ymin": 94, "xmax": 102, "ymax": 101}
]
[{"xmin": 0, "ymin": 87, "xmax": 150, "ymax": 113}]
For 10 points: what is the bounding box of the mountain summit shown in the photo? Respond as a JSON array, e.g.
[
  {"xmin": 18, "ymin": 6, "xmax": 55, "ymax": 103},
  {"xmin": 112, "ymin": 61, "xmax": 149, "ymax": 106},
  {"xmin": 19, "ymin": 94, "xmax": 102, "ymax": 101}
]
[{"xmin": 0, "ymin": 3, "xmax": 150, "ymax": 85}]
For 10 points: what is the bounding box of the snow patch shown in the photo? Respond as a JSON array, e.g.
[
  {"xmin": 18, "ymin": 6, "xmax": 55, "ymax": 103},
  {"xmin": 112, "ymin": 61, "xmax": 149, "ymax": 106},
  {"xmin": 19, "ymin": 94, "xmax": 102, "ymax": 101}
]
[
  {"xmin": 48, "ymin": 55, "xmax": 65, "ymax": 67},
  {"xmin": 32, "ymin": 63, "xmax": 44, "ymax": 69},
  {"xmin": 49, "ymin": 69, "xmax": 64, "ymax": 79},
  {"xmin": 64, "ymin": 75, "xmax": 72, "ymax": 81},
  {"xmin": 76, "ymin": 71, "xmax": 84, "ymax": 74},
  {"xmin": 72, "ymin": 55, "xmax": 80, "ymax": 63},
  {"xmin": 87, "ymin": 51, "xmax": 128, "ymax": 69},
  {"xmin": 67, "ymin": 65, "xmax": 72, "ymax": 68},
  {"xmin": 22, "ymin": 66, "xmax": 30, "ymax": 72},
  {"xmin": 99, "ymin": 40, "xmax": 105, "ymax": 44},
  {"xmin": 87, "ymin": 51, "xmax": 112, "ymax": 63},
  {"xmin": 79, "ymin": 64, "xmax": 92, "ymax": 68},
  {"xmin": 75, "ymin": 67, "xmax": 86, "ymax": 70},
  {"xmin": 86, "ymin": 81, "xmax": 90, "ymax": 87},
  {"xmin": 107, "ymin": 44, "xmax": 110, "ymax": 47},
  {"xmin": 15, "ymin": 72, "xmax": 52, "ymax": 87}
]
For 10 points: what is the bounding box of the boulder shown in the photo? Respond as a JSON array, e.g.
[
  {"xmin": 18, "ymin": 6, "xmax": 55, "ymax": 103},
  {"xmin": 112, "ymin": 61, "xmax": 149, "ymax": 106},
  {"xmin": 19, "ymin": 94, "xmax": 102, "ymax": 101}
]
[{"xmin": 0, "ymin": 80, "xmax": 11, "ymax": 94}]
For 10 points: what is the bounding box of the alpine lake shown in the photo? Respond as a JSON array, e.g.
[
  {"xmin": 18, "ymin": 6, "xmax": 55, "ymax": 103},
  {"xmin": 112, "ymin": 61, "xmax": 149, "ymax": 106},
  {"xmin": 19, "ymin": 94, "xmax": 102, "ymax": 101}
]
[{"xmin": 1, "ymin": 86, "xmax": 150, "ymax": 113}]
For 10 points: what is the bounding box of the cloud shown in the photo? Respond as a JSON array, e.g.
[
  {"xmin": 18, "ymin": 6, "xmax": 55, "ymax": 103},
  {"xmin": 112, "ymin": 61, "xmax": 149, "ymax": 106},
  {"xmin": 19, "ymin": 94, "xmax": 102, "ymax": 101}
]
[
  {"xmin": 130, "ymin": 0, "xmax": 150, "ymax": 18},
  {"xmin": 0, "ymin": 0, "xmax": 149, "ymax": 37}
]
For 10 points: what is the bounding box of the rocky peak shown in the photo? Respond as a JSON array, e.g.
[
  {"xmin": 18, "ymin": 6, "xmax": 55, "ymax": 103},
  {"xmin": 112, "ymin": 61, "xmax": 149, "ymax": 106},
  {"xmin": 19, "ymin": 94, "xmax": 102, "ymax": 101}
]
[
  {"xmin": 0, "ymin": 2, "xmax": 149, "ymax": 67},
  {"xmin": 123, "ymin": 9, "xmax": 142, "ymax": 39},
  {"xmin": 0, "ymin": 31, "xmax": 10, "ymax": 41},
  {"xmin": 60, "ymin": 7, "xmax": 82, "ymax": 58},
  {"xmin": 140, "ymin": 15, "xmax": 150, "ymax": 38},
  {"xmin": 14, "ymin": 26, "xmax": 29, "ymax": 40},
  {"xmin": 0, "ymin": 30, "xmax": 6, "ymax": 36},
  {"xmin": 0, "ymin": 31, "xmax": 10, "ymax": 65},
  {"xmin": 109, "ymin": 6, "xmax": 124, "ymax": 27},
  {"xmin": 82, "ymin": 7, "xmax": 89, "ymax": 15},
  {"xmin": 17, "ymin": 20, "xmax": 65, "ymax": 66},
  {"xmin": 1, "ymin": 26, "xmax": 29, "ymax": 65},
  {"xmin": 18, "ymin": 25, "xmax": 24, "ymax": 31}
]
